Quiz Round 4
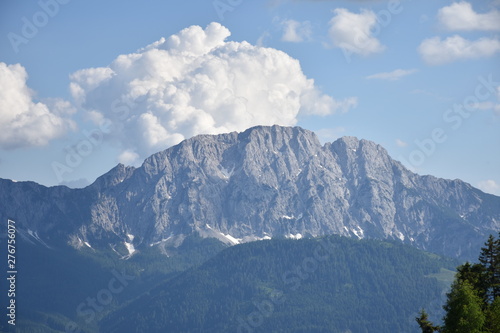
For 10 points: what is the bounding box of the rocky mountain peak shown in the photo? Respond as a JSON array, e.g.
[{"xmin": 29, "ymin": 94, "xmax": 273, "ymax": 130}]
[
  {"xmin": 1, "ymin": 125, "xmax": 498, "ymax": 260},
  {"xmin": 90, "ymin": 163, "xmax": 136, "ymax": 191}
]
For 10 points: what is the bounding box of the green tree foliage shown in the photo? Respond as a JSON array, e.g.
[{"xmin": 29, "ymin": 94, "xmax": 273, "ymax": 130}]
[
  {"xmin": 479, "ymin": 234, "xmax": 500, "ymax": 301},
  {"xmin": 416, "ymin": 309, "xmax": 440, "ymax": 333},
  {"xmin": 419, "ymin": 233, "xmax": 500, "ymax": 333},
  {"xmin": 487, "ymin": 297, "xmax": 500, "ymax": 333},
  {"xmin": 12, "ymin": 234, "xmax": 227, "ymax": 332},
  {"xmin": 455, "ymin": 262, "xmax": 487, "ymax": 301},
  {"xmin": 441, "ymin": 280, "xmax": 485, "ymax": 333}
]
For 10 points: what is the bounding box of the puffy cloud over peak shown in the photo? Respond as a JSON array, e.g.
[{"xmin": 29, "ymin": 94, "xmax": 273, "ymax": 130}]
[
  {"xmin": 70, "ymin": 23, "xmax": 356, "ymax": 163},
  {"xmin": 165, "ymin": 22, "xmax": 230, "ymax": 54},
  {"xmin": 0, "ymin": 63, "xmax": 76, "ymax": 150},
  {"xmin": 140, "ymin": 22, "xmax": 231, "ymax": 56}
]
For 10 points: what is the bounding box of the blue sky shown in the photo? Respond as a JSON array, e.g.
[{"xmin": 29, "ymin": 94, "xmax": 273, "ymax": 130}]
[{"xmin": 0, "ymin": 0, "xmax": 499, "ymax": 195}]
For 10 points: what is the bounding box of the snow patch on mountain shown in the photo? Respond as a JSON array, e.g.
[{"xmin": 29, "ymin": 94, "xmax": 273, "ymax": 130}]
[
  {"xmin": 124, "ymin": 242, "xmax": 136, "ymax": 258},
  {"xmin": 351, "ymin": 226, "xmax": 364, "ymax": 239},
  {"xmin": 222, "ymin": 233, "xmax": 241, "ymax": 245},
  {"xmin": 287, "ymin": 233, "xmax": 303, "ymax": 240}
]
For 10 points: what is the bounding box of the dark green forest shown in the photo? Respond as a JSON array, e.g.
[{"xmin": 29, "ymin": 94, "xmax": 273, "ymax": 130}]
[
  {"xmin": 2, "ymin": 234, "xmax": 462, "ymax": 333},
  {"xmin": 103, "ymin": 236, "xmax": 457, "ymax": 333},
  {"xmin": 2, "ymin": 235, "xmax": 227, "ymax": 333}
]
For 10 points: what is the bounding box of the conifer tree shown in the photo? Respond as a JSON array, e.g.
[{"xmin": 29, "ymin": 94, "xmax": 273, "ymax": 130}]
[
  {"xmin": 441, "ymin": 280, "xmax": 485, "ymax": 333},
  {"xmin": 416, "ymin": 309, "xmax": 440, "ymax": 333},
  {"xmin": 419, "ymin": 234, "xmax": 500, "ymax": 332},
  {"xmin": 487, "ymin": 297, "xmax": 500, "ymax": 333},
  {"xmin": 478, "ymin": 234, "xmax": 500, "ymax": 302},
  {"xmin": 456, "ymin": 261, "xmax": 488, "ymax": 302},
  {"xmin": 494, "ymin": 233, "xmax": 500, "ymax": 299}
]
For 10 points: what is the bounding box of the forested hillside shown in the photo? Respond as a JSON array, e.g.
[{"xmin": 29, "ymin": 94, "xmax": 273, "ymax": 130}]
[{"xmin": 103, "ymin": 235, "xmax": 457, "ymax": 333}]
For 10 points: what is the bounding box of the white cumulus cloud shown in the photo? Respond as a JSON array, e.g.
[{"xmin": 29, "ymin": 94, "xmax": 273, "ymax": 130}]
[
  {"xmin": 70, "ymin": 22, "xmax": 356, "ymax": 163},
  {"xmin": 281, "ymin": 19, "xmax": 312, "ymax": 42},
  {"xmin": 438, "ymin": 1, "xmax": 500, "ymax": 31},
  {"xmin": 418, "ymin": 35, "xmax": 500, "ymax": 65},
  {"xmin": 328, "ymin": 8, "xmax": 385, "ymax": 57},
  {"xmin": 366, "ymin": 69, "xmax": 418, "ymax": 81},
  {"xmin": 0, "ymin": 62, "xmax": 76, "ymax": 150}
]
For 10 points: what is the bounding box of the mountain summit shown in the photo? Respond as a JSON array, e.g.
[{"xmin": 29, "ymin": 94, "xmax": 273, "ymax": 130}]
[{"xmin": 1, "ymin": 125, "xmax": 498, "ymax": 260}]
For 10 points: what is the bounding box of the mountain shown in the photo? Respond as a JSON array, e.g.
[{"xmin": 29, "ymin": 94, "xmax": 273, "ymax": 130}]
[
  {"xmin": 1, "ymin": 125, "xmax": 499, "ymax": 260},
  {"xmin": 101, "ymin": 235, "xmax": 458, "ymax": 333}
]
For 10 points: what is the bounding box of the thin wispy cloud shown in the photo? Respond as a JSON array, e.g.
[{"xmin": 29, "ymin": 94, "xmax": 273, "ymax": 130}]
[
  {"xmin": 418, "ymin": 35, "xmax": 500, "ymax": 65},
  {"xmin": 395, "ymin": 139, "xmax": 408, "ymax": 147},
  {"xmin": 477, "ymin": 179, "xmax": 500, "ymax": 196},
  {"xmin": 256, "ymin": 31, "xmax": 271, "ymax": 46},
  {"xmin": 468, "ymin": 86, "xmax": 500, "ymax": 115},
  {"xmin": 281, "ymin": 19, "xmax": 312, "ymax": 42},
  {"xmin": 366, "ymin": 69, "xmax": 418, "ymax": 81},
  {"xmin": 270, "ymin": 0, "xmax": 385, "ymax": 4},
  {"xmin": 315, "ymin": 127, "xmax": 347, "ymax": 143}
]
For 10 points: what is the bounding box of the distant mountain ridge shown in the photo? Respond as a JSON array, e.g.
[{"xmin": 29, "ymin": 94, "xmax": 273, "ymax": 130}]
[{"xmin": 1, "ymin": 125, "xmax": 499, "ymax": 260}]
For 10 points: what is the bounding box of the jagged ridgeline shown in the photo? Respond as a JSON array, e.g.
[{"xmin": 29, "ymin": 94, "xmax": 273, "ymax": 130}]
[{"xmin": 1, "ymin": 125, "xmax": 499, "ymax": 261}]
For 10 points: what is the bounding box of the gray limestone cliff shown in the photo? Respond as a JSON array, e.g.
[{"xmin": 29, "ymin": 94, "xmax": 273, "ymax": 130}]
[{"xmin": 1, "ymin": 125, "xmax": 498, "ymax": 260}]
